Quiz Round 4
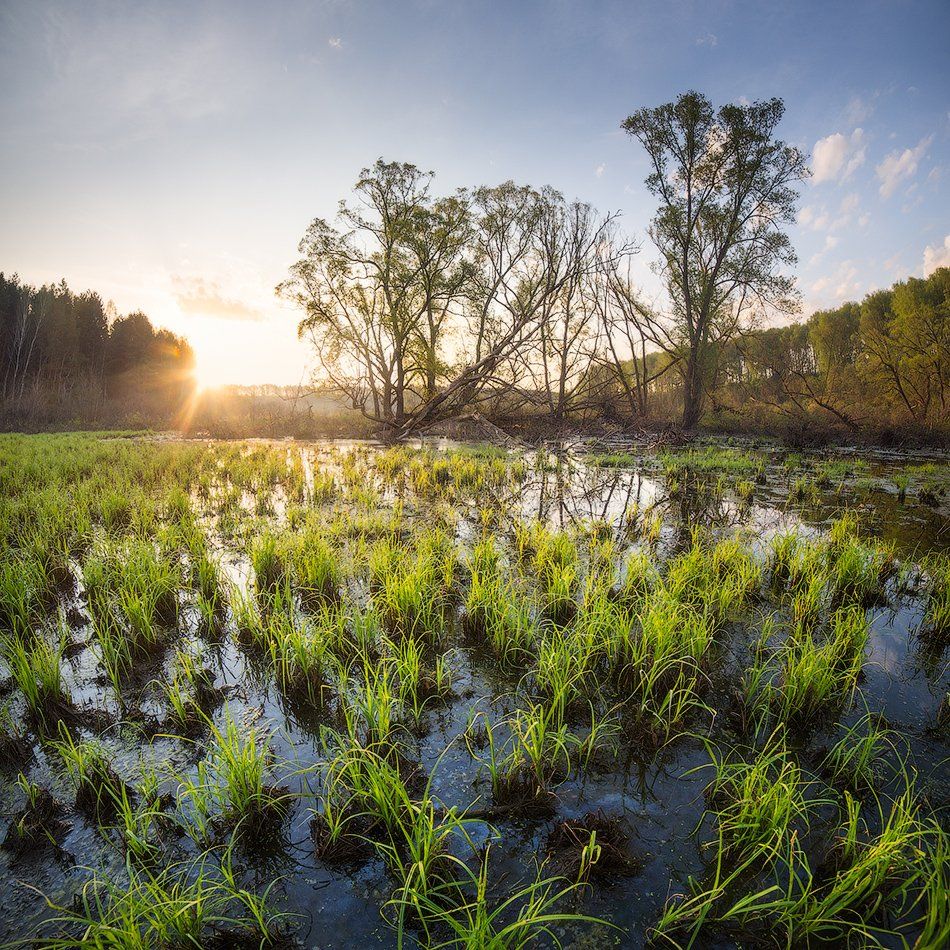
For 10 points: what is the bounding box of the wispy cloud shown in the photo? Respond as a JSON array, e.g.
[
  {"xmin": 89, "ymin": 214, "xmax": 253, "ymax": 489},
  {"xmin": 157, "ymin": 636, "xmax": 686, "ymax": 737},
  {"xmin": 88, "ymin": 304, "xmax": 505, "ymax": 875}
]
[
  {"xmin": 695, "ymin": 33, "xmax": 717, "ymax": 47},
  {"xmin": 810, "ymin": 260, "xmax": 862, "ymax": 302},
  {"xmin": 798, "ymin": 193, "xmax": 863, "ymax": 233},
  {"xmin": 839, "ymin": 192, "xmax": 860, "ymax": 214},
  {"xmin": 810, "ymin": 261, "xmax": 864, "ymax": 304},
  {"xmin": 25, "ymin": 3, "xmax": 260, "ymax": 146},
  {"xmin": 843, "ymin": 94, "xmax": 874, "ymax": 126},
  {"xmin": 173, "ymin": 277, "xmax": 262, "ymax": 322},
  {"xmin": 808, "ymin": 234, "xmax": 840, "ymax": 265},
  {"xmin": 328, "ymin": 37, "xmax": 342, "ymax": 49},
  {"xmin": 876, "ymin": 136, "xmax": 933, "ymax": 198}
]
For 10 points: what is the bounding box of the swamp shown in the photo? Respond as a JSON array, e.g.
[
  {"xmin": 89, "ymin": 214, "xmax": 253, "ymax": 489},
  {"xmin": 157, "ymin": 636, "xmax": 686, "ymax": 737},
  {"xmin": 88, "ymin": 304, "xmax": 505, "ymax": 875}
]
[{"xmin": 0, "ymin": 432, "xmax": 947, "ymax": 948}]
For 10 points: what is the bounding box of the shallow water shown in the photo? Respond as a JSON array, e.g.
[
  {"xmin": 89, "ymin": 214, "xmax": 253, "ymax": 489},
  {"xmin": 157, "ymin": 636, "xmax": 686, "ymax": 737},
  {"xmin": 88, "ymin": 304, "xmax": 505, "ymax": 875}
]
[{"xmin": 0, "ymin": 435, "xmax": 948, "ymax": 947}]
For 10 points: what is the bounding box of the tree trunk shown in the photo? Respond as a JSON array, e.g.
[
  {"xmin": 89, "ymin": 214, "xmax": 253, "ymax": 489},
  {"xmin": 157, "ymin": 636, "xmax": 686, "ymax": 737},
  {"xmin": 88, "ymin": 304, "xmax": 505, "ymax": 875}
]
[
  {"xmin": 681, "ymin": 351, "xmax": 703, "ymax": 429},
  {"xmin": 394, "ymin": 364, "xmax": 405, "ymax": 424}
]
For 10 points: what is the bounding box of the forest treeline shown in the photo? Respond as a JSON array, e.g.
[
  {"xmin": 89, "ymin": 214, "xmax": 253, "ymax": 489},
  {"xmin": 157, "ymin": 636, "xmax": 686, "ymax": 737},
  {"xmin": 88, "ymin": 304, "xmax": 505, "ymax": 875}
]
[
  {"xmin": 0, "ymin": 273, "xmax": 194, "ymax": 428},
  {"xmin": 709, "ymin": 266, "xmax": 949, "ymax": 438},
  {"xmin": 4, "ymin": 263, "xmax": 947, "ymax": 442}
]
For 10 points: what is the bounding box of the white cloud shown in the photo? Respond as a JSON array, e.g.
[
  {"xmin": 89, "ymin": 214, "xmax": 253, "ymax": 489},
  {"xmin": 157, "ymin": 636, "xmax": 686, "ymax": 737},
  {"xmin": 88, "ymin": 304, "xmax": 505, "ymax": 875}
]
[
  {"xmin": 172, "ymin": 276, "xmax": 263, "ymax": 322},
  {"xmin": 328, "ymin": 37, "xmax": 342, "ymax": 48},
  {"xmin": 798, "ymin": 205, "xmax": 829, "ymax": 230},
  {"xmin": 695, "ymin": 33, "xmax": 717, "ymax": 47},
  {"xmin": 812, "ymin": 128, "xmax": 866, "ymax": 184},
  {"xmin": 881, "ymin": 253, "xmax": 911, "ymax": 283},
  {"xmin": 594, "ymin": 163, "xmax": 605, "ymax": 177},
  {"xmin": 808, "ymin": 234, "xmax": 840, "ymax": 266},
  {"xmin": 923, "ymin": 235, "xmax": 950, "ymax": 275},
  {"xmin": 876, "ymin": 136, "xmax": 932, "ymax": 198}
]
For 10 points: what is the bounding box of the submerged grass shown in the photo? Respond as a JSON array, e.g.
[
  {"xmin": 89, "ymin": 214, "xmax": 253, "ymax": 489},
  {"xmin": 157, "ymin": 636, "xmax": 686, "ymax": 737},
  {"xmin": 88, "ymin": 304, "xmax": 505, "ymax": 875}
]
[{"xmin": 0, "ymin": 433, "xmax": 946, "ymax": 948}]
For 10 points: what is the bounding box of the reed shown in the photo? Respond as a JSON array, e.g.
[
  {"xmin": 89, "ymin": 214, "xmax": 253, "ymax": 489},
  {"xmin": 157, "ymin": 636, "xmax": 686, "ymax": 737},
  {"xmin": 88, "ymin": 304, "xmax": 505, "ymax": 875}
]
[
  {"xmin": 922, "ymin": 554, "xmax": 950, "ymax": 642},
  {"xmin": 2, "ymin": 629, "xmax": 71, "ymax": 724},
  {"xmin": 704, "ymin": 736, "xmax": 815, "ymax": 863},
  {"xmin": 198, "ymin": 710, "xmax": 290, "ymax": 832},
  {"xmin": 41, "ymin": 852, "xmax": 291, "ymax": 948},
  {"xmin": 390, "ymin": 843, "xmax": 609, "ymax": 949},
  {"xmin": 52, "ymin": 724, "xmax": 126, "ymax": 821}
]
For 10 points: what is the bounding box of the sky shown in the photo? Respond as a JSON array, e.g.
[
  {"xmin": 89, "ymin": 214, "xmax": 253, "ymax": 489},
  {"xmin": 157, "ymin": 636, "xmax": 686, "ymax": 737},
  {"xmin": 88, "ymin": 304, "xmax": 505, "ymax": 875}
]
[{"xmin": 1, "ymin": 0, "xmax": 948, "ymax": 387}]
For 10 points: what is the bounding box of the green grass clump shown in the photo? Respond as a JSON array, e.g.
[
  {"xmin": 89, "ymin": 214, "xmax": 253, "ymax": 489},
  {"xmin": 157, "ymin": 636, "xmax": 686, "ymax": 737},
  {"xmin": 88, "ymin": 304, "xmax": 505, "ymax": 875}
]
[
  {"xmin": 0, "ymin": 556, "xmax": 44, "ymax": 636},
  {"xmin": 390, "ymin": 843, "xmax": 608, "ymax": 948},
  {"xmin": 83, "ymin": 537, "xmax": 181, "ymax": 654},
  {"xmin": 827, "ymin": 535, "xmax": 893, "ymax": 607},
  {"xmin": 789, "ymin": 476, "xmax": 820, "ymax": 505},
  {"xmin": 773, "ymin": 607, "xmax": 868, "ymax": 726},
  {"xmin": 250, "ymin": 532, "xmax": 289, "ymax": 595},
  {"xmin": 823, "ymin": 712, "xmax": 893, "ymax": 791},
  {"xmin": 587, "ymin": 450, "xmax": 639, "ymax": 467},
  {"xmin": 293, "ymin": 530, "xmax": 342, "ymax": 606},
  {"xmin": 184, "ymin": 710, "xmax": 290, "ymax": 835},
  {"xmin": 42, "ymin": 853, "xmax": 291, "ymax": 948},
  {"xmin": 372, "ymin": 532, "xmax": 454, "ymax": 643},
  {"xmin": 2, "ymin": 630, "xmax": 71, "ymax": 724},
  {"xmin": 922, "ymin": 554, "xmax": 950, "ymax": 643},
  {"xmin": 660, "ymin": 446, "xmax": 763, "ymax": 477},
  {"xmin": 52, "ymin": 726, "xmax": 126, "ymax": 821},
  {"xmin": 705, "ymin": 736, "xmax": 815, "ymax": 862}
]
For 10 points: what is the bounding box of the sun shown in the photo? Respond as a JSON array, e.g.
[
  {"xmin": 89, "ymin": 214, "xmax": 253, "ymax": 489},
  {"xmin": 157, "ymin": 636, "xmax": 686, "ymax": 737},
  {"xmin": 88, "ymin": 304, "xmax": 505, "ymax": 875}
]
[{"xmin": 192, "ymin": 351, "xmax": 232, "ymax": 391}]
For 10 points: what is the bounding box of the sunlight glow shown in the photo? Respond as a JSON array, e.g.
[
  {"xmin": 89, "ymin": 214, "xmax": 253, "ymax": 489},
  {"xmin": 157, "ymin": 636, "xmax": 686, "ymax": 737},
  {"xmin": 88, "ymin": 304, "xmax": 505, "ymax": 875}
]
[{"xmin": 191, "ymin": 352, "xmax": 231, "ymax": 391}]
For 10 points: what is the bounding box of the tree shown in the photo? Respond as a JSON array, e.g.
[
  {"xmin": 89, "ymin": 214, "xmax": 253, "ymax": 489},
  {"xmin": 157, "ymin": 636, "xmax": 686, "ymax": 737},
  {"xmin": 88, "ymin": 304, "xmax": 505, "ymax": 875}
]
[
  {"xmin": 399, "ymin": 185, "xmax": 621, "ymax": 432},
  {"xmin": 585, "ymin": 249, "xmax": 680, "ymax": 421},
  {"xmin": 622, "ymin": 91, "xmax": 808, "ymax": 428},
  {"xmin": 810, "ymin": 303, "xmax": 860, "ymax": 375},
  {"xmin": 278, "ymin": 160, "xmax": 467, "ymax": 425},
  {"xmin": 406, "ymin": 193, "xmax": 472, "ymax": 399},
  {"xmin": 860, "ymin": 273, "xmax": 949, "ymax": 424},
  {"xmin": 73, "ymin": 291, "xmax": 109, "ymax": 374},
  {"xmin": 107, "ymin": 311, "xmax": 156, "ymax": 377}
]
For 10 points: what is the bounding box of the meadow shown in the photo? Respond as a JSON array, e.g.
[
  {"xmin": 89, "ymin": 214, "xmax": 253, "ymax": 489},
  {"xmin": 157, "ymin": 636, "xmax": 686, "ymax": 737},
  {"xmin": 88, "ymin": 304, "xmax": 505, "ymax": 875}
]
[{"xmin": 0, "ymin": 432, "xmax": 947, "ymax": 948}]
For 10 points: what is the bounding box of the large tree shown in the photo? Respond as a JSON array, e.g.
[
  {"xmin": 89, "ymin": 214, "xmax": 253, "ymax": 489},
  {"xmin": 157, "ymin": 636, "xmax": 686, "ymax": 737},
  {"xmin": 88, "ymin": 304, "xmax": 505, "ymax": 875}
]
[
  {"xmin": 622, "ymin": 91, "xmax": 808, "ymax": 428},
  {"xmin": 399, "ymin": 184, "xmax": 621, "ymax": 431},
  {"xmin": 278, "ymin": 160, "xmax": 470, "ymax": 426}
]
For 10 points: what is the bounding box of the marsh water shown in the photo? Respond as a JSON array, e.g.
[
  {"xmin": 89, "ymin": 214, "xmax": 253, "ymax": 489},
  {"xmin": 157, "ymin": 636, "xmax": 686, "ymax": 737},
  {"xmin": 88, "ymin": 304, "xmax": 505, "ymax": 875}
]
[{"xmin": 0, "ymin": 436, "xmax": 948, "ymax": 948}]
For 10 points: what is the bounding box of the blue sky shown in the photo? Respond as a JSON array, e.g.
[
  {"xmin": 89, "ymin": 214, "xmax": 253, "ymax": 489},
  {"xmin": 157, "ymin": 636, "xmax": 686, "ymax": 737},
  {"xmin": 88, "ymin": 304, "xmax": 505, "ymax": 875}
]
[{"xmin": 1, "ymin": 0, "xmax": 947, "ymax": 384}]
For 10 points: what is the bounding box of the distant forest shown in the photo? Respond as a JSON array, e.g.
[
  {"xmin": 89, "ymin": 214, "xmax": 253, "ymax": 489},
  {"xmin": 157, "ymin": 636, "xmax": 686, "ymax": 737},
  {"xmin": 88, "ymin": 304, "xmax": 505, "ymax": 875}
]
[
  {"xmin": 709, "ymin": 266, "xmax": 949, "ymax": 438},
  {"xmin": 2, "ymin": 265, "xmax": 948, "ymax": 443},
  {"xmin": 0, "ymin": 273, "xmax": 194, "ymax": 428},
  {"xmin": 642, "ymin": 265, "xmax": 950, "ymax": 440}
]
